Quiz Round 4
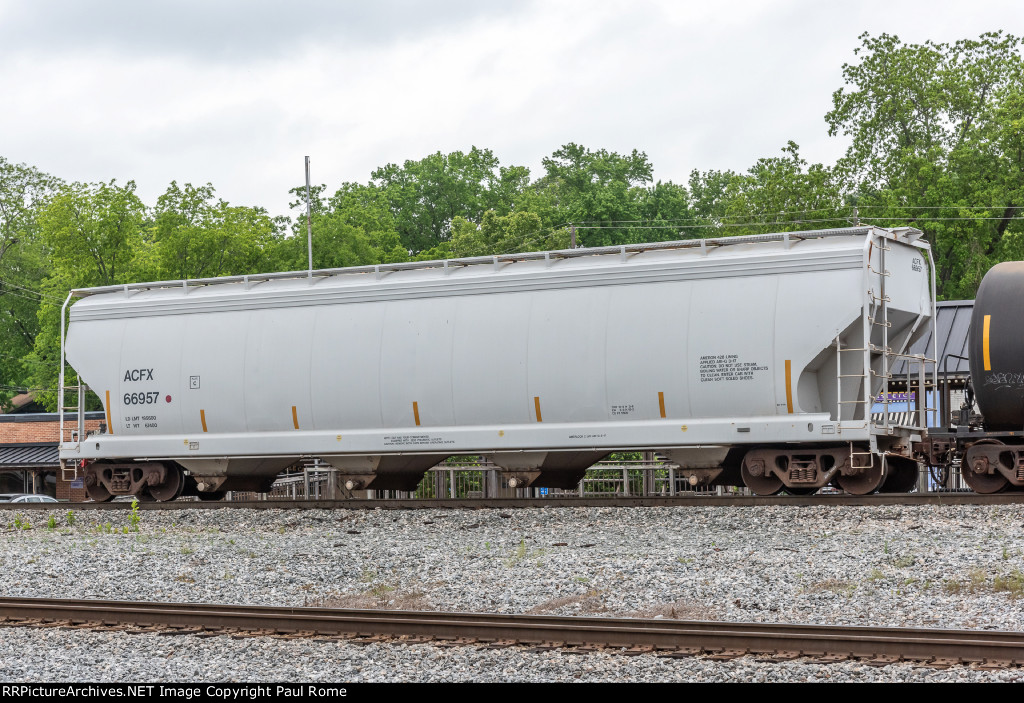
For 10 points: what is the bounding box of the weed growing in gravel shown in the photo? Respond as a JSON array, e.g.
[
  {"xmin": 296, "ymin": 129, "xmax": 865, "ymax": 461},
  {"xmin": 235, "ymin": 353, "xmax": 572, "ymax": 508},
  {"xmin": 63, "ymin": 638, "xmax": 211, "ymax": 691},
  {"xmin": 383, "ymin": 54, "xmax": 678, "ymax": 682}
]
[
  {"xmin": 944, "ymin": 568, "xmax": 988, "ymax": 595},
  {"xmin": 12, "ymin": 515, "xmax": 30, "ymax": 531},
  {"xmin": 867, "ymin": 568, "xmax": 885, "ymax": 582},
  {"xmin": 179, "ymin": 545, "xmax": 194, "ymax": 555},
  {"xmin": 893, "ymin": 554, "xmax": 915, "ymax": 568},
  {"xmin": 505, "ymin": 538, "xmax": 535, "ymax": 567},
  {"xmin": 1003, "ymin": 545, "xmax": 1011, "ymax": 561},
  {"xmin": 993, "ymin": 569, "xmax": 1024, "ymax": 598},
  {"xmin": 128, "ymin": 500, "xmax": 141, "ymax": 532},
  {"xmin": 66, "ymin": 510, "xmax": 75, "ymax": 527},
  {"xmin": 46, "ymin": 515, "xmax": 56, "ymax": 530}
]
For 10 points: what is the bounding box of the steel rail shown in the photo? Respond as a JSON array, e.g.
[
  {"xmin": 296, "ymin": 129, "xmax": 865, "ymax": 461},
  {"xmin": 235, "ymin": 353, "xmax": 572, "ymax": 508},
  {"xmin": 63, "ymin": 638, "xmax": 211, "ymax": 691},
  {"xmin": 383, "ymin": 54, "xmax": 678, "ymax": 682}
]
[
  {"xmin": 3, "ymin": 492, "xmax": 1024, "ymax": 511},
  {"xmin": 0, "ymin": 597, "xmax": 1020, "ymax": 667}
]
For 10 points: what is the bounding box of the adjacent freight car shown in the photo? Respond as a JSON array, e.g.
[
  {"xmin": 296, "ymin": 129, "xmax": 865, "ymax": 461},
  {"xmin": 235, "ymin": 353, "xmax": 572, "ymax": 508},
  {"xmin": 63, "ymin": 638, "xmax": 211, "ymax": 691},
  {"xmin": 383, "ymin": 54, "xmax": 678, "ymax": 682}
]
[
  {"xmin": 927, "ymin": 262, "xmax": 1024, "ymax": 493},
  {"xmin": 57, "ymin": 226, "xmax": 937, "ymax": 501}
]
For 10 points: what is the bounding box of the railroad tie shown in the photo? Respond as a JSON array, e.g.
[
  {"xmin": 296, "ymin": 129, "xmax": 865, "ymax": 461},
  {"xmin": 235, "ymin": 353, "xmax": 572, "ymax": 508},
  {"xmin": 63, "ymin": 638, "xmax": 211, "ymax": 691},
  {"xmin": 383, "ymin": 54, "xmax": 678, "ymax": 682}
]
[
  {"xmin": 756, "ymin": 651, "xmax": 802, "ymax": 662},
  {"xmin": 864, "ymin": 655, "xmax": 901, "ymax": 667},
  {"xmin": 656, "ymin": 647, "xmax": 701, "ymax": 659}
]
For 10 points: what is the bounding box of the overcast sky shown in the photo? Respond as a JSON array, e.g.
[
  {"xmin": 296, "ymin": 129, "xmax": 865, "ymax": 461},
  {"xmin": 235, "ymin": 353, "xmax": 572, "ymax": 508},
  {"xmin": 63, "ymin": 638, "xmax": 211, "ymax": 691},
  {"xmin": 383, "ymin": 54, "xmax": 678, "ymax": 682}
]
[{"xmin": 2, "ymin": 0, "xmax": 1023, "ymax": 218}]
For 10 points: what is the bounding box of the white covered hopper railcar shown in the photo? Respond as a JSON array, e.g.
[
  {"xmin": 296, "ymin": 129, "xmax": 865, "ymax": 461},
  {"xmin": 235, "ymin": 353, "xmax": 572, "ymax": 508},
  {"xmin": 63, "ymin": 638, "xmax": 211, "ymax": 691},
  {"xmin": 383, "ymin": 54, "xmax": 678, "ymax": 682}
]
[{"xmin": 58, "ymin": 226, "xmax": 936, "ymax": 501}]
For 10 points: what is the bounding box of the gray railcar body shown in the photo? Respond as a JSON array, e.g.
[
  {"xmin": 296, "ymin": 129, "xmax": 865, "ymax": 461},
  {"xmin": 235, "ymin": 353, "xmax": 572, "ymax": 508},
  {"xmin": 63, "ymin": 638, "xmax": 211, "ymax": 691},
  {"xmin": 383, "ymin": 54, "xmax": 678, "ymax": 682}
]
[{"xmin": 58, "ymin": 226, "xmax": 936, "ymax": 499}]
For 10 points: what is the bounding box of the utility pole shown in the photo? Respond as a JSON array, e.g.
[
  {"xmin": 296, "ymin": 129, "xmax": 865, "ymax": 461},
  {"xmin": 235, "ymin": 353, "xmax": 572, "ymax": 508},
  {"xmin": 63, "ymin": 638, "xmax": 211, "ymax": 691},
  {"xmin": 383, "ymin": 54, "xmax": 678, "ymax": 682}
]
[
  {"xmin": 305, "ymin": 156, "xmax": 313, "ymax": 278},
  {"xmin": 570, "ymin": 224, "xmax": 576, "ymax": 249}
]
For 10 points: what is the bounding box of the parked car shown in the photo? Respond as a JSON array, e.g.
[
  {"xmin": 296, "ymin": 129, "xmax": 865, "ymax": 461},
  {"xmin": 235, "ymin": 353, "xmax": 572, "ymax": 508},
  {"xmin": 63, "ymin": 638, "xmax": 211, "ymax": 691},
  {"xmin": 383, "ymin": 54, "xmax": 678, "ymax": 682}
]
[{"xmin": 0, "ymin": 494, "xmax": 59, "ymax": 503}]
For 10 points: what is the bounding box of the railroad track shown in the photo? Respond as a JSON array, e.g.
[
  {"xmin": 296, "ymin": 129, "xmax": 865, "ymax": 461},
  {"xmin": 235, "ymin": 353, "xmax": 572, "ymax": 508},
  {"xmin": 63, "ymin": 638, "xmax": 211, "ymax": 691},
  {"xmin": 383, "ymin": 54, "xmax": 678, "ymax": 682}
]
[
  {"xmin": 3, "ymin": 492, "xmax": 1024, "ymax": 510},
  {"xmin": 1, "ymin": 597, "xmax": 1021, "ymax": 669}
]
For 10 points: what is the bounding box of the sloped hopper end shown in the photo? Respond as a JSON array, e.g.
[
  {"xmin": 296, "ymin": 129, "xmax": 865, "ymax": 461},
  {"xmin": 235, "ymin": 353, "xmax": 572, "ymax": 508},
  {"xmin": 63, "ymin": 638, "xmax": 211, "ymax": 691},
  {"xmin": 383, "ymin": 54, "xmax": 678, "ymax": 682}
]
[
  {"xmin": 323, "ymin": 455, "xmax": 450, "ymax": 491},
  {"xmin": 175, "ymin": 457, "xmax": 299, "ymax": 493},
  {"xmin": 485, "ymin": 451, "xmax": 608, "ymax": 489}
]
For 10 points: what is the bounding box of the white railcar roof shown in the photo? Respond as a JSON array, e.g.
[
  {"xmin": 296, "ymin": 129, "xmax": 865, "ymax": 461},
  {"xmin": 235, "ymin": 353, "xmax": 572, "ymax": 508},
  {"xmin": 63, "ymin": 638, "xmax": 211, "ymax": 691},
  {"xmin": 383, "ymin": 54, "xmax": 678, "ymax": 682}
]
[{"xmin": 66, "ymin": 226, "xmax": 927, "ymax": 322}]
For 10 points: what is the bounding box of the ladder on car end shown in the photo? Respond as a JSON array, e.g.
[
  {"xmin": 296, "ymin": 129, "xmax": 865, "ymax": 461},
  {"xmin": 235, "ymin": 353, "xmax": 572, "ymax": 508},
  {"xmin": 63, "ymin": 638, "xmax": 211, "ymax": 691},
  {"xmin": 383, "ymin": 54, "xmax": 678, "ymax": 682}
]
[{"xmin": 58, "ymin": 380, "xmax": 86, "ymax": 481}]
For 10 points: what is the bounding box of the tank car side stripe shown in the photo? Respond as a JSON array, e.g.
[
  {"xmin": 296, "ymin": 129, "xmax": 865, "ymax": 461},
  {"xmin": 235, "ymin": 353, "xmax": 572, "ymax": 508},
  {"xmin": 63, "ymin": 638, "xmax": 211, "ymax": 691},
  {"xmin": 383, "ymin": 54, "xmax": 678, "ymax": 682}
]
[
  {"xmin": 658, "ymin": 391, "xmax": 666, "ymax": 418},
  {"xmin": 413, "ymin": 401, "xmax": 421, "ymax": 426},
  {"xmin": 784, "ymin": 360, "xmax": 794, "ymax": 414},
  {"xmin": 983, "ymin": 314, "xmax": 992, "ymax": 371},
  {"xmin": 105, "ymin": 391, "xmax": 113, "ymax": 435},
  {"xmin": 200, "ymin": 409, "xmax": 208, "ymax": 433},
  {"xmin": 291, "ymin": 405, "xmax": 300, "ymax": 430},
  {"xmin": 534, "ymin": 396, "xmax": 543, "ymax": 422}
]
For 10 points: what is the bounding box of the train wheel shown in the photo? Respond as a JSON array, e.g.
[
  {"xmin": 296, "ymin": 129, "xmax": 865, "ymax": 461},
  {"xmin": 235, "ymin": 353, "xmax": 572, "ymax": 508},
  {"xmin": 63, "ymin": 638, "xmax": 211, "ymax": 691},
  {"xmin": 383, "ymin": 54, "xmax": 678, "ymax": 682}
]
[
  {"xmin": 740, "ymin": 454, "xmax": 784, "ymax": 495},
  {"xmin": 962, "ymin": 441, "xmax": 1010, "ymax": 494},
  {"xmin": 147, "ymin": 466, "xmax": 184, "ymax": 502},
  {"xmin": 84, "ymin": 469, "xmax": 114, "ymax": 502},
  {"xmin": 85, "ymin": 482, "xmax": 114, "ymax": 503},
  {"xmin": 880, "ymin": 457, "xmax": 919, "ymax": 493},
  {"xmin": 836, "ymin": 458, "xmax": 885, "ymax": 495}
]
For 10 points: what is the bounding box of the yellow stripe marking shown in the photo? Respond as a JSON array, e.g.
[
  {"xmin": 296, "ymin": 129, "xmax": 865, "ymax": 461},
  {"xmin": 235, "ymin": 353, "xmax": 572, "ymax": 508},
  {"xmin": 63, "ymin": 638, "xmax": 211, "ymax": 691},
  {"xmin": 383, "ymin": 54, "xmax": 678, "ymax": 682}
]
[
  {"xmin": 105, "ymin": 390, "xmax": 112, "ymax": 435},
  {"xmin": 658, "ymin": 391, "xmax": 666, "ymax": 418},
  {"xmin": 534, "ymin": 396, "xmax": 543, "ymax": 422},
  {"xmin": 984, "ymin": 314, "xmax": 992, "ymax": 371},
  {"xmin": 413, "ymin": 401, "xmax": 421, "ymax": 426},
  {"xmin": 200, "ymin": 409, "xmax": 208, "ymax": 433},
  {"xmin": 785, "ymin": 360, "xmax": 794, "ymax": 414},
  {"xmin": 291, "ymin": 405, "xmax": 300, "ymax": 430}
]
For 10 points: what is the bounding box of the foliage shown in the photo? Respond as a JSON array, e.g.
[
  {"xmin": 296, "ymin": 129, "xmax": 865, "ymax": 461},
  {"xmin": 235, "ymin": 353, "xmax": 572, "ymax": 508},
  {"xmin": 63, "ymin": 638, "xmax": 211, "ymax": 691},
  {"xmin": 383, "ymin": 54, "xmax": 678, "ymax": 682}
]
[
  {"xmin": 128, "ymin": 499, "xmax": 141, "ymax": 532},
  {"xmin": 448, "ymin": 210, "xmax": 568, "ymax": 257},
  {"xmin": 277, "ymin": 182, "xmax": 407, "ymax": 270},
  {"xmin": 827, "ymin": 31, "xmax": 1024, "ymax": 297},
  {"xmin": 0, "ymin": 158, "xmax": 62, "ymax": 408},
  {"xmin": 689, "ymin": 142, "xmax": 847, "ymax": 236},
  {"xmin": 152, "ymin": 181, "xmax": 283, "ymax": 280},
  {"xmin": 371, "ymin": 146, "xmax": 514, "ymax": 252}
]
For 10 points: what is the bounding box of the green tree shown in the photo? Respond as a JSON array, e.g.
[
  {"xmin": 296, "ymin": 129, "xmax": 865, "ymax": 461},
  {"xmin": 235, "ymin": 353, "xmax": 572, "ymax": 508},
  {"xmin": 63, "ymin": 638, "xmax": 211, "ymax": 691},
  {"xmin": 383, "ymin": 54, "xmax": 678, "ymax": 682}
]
[
  {"xmin": 29, "ymin": 180, "xmax": 148, "ymax": 409},
  {"xmin": 276, "ymin": 182, "xmax": 407, "ymax": 270},
  {"xmin": 448, "ymin": 210, "xmax": 568, "ymax": 258},
  {"xmin": 827, "ymin": 31, "xmax": 1024, "ymax": 297},
  {"xmin": 371, "ymin": 147, "xmax": 517, "ymax": 252},
  {"xmin": 537, "ymin": 143, "xmax": 658, "ymax": 246},
  {"xmin": 689, "ymin": 142, "xmax": 845, "ymax": 238},
  {"xmin": 0, "ymin": 157, "xmax": 61, "ymax": 408},
  {"xmin": 153, "ymin": 181, "xmax": 282, "ymax": 280}
]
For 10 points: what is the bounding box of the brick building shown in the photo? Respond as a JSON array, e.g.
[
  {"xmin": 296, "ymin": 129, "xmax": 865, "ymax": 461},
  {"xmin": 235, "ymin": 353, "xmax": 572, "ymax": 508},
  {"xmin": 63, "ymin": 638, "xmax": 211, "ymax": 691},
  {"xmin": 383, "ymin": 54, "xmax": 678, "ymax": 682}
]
[{"xmin": 0, "ymin": 413, "xmax": 105, "ymax": 501}]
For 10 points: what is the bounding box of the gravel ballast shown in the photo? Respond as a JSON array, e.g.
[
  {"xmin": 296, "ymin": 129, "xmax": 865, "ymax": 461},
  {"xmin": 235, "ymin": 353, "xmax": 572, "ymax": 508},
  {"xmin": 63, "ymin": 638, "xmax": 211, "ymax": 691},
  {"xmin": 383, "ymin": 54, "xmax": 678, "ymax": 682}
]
[{"xmin": 2, "ymin": 503, "xmax": 1024, "ymax": 682}]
